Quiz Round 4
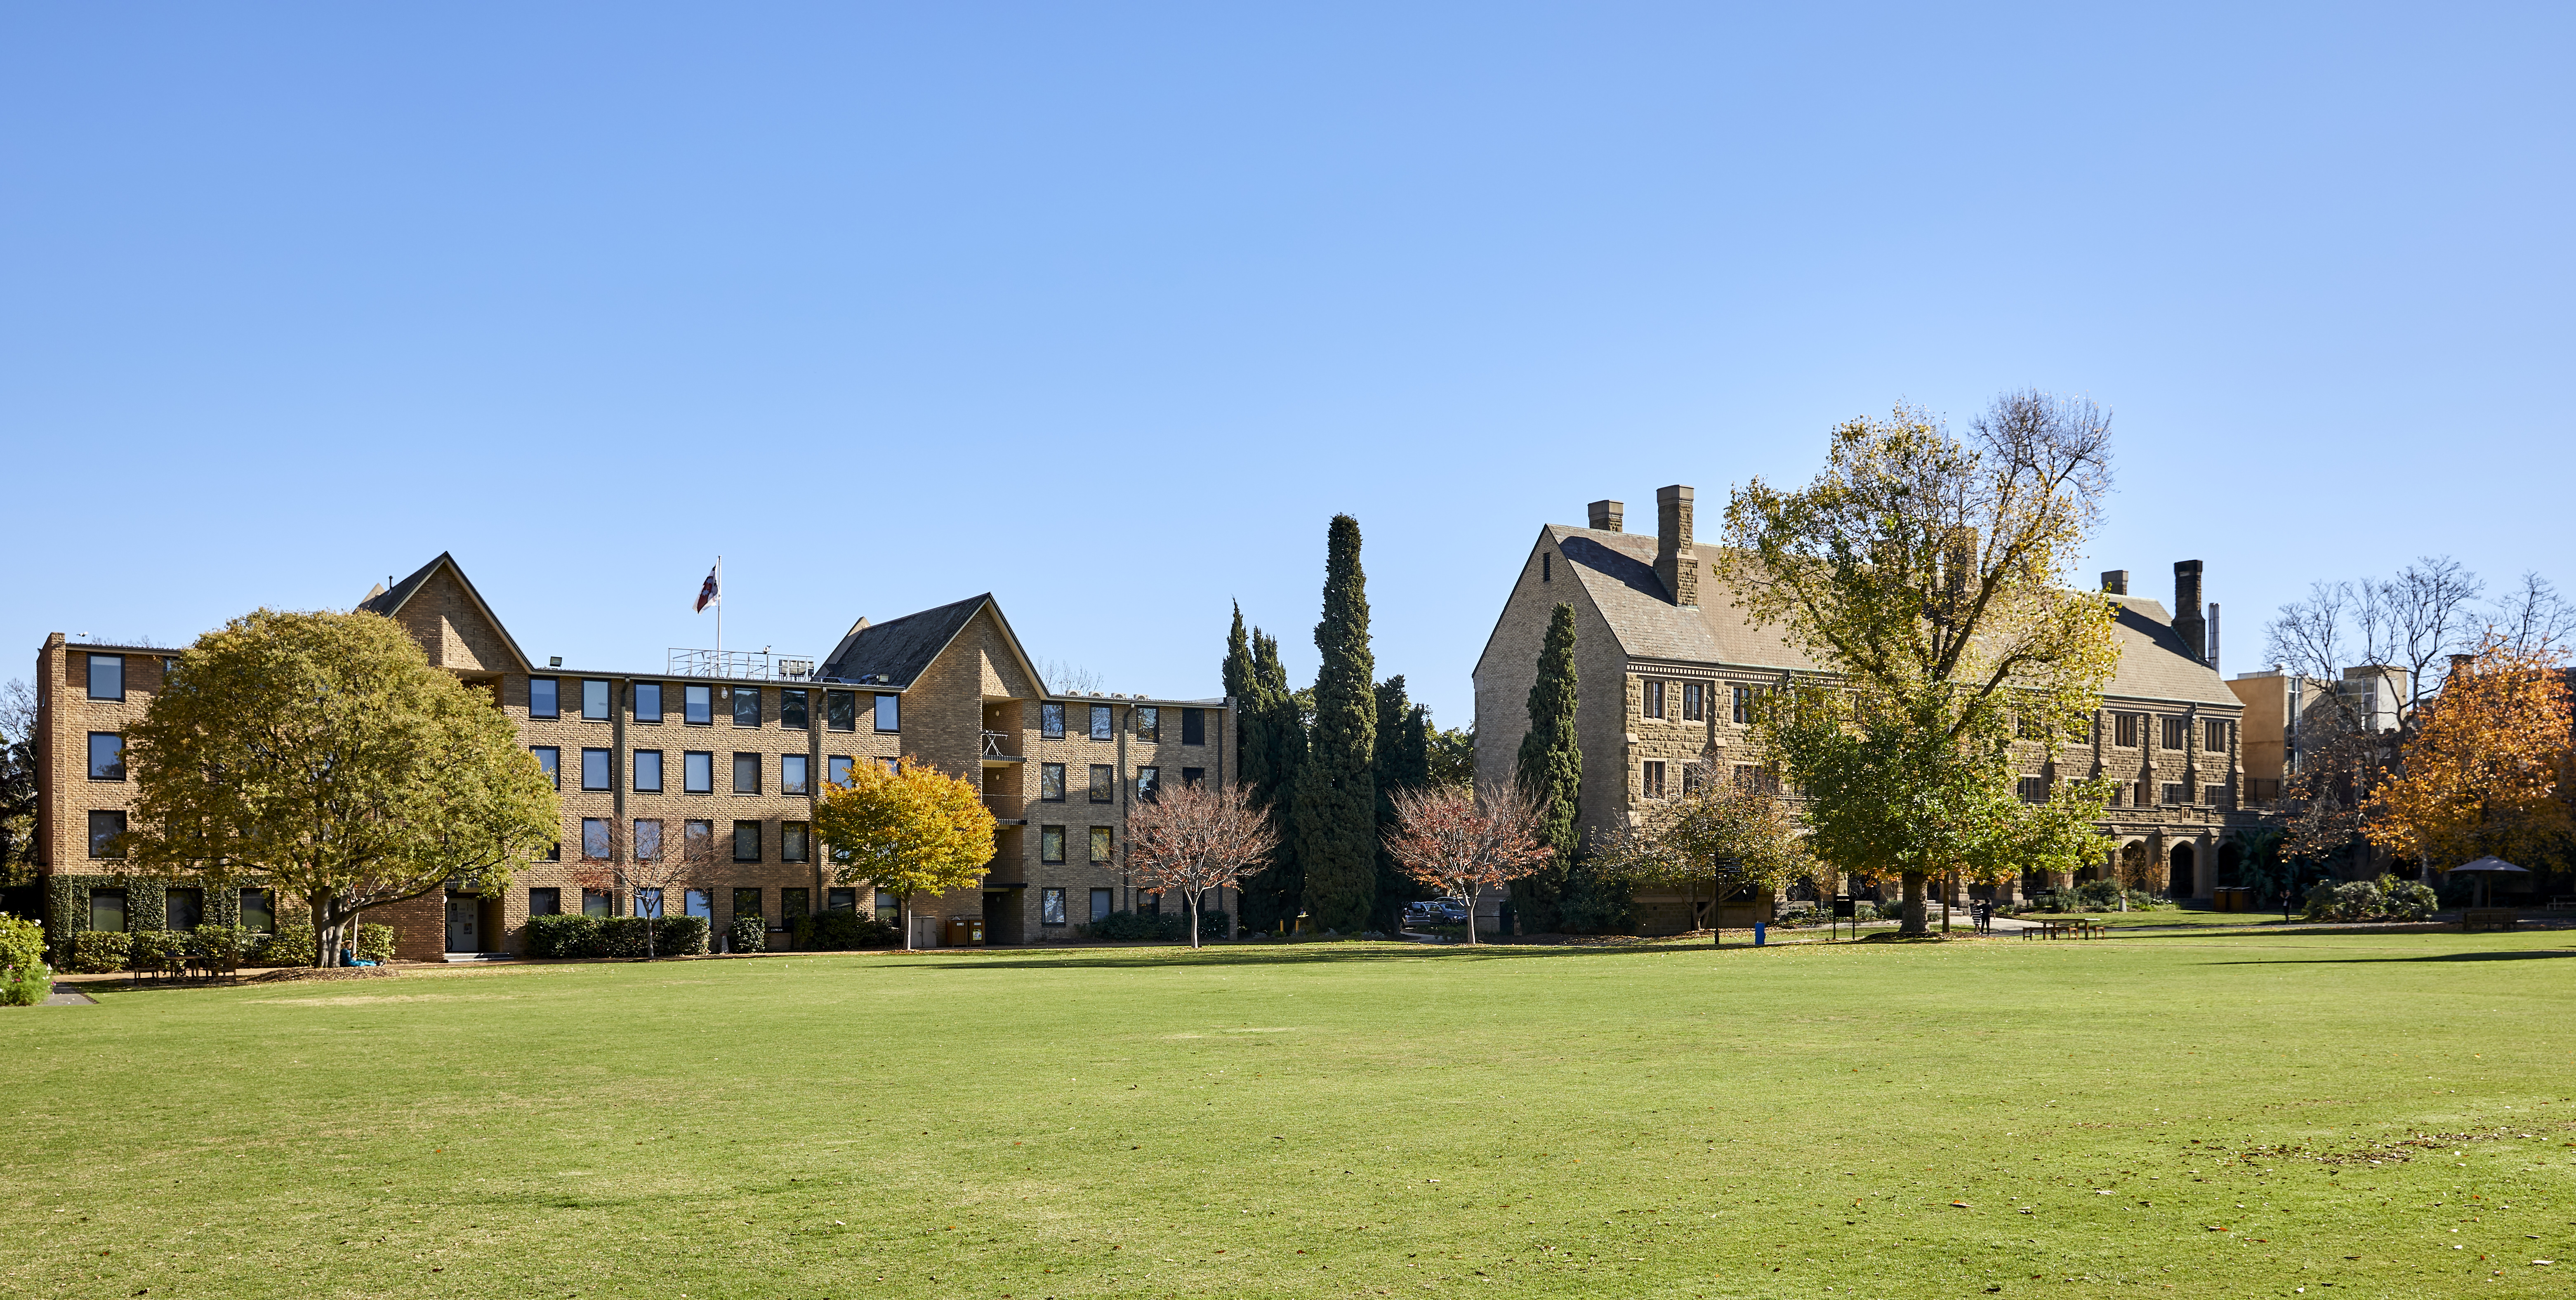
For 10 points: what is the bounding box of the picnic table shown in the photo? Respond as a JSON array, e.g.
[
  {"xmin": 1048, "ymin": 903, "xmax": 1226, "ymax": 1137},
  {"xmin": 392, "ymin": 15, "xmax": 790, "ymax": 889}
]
[{"xmin": 2022, "ymin": 918, "xmax": 2109, "ymax": 940}]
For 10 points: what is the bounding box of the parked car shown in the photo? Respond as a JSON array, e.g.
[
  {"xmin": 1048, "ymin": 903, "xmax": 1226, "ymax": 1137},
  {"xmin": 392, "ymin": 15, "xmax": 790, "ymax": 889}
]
[{"xmin": 1403, "ymin": 899, "xmax": 1469, "ymax": 926}]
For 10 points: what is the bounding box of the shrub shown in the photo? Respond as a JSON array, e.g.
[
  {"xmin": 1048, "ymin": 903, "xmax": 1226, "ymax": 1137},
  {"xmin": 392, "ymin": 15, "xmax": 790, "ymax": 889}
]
[
  {"xmin": 2381, "ymin": 878, "xmax": 2438, "ymax": 921},
  {"xmin": 0, "ymin": 962, "xmax": 49, "ymax": 1006},
  {"xmin": 356, "ymin": 923, "xmax": 396, "ymax": 963},
  {"xmin": 257, "ymin": 924, "xmax": 318, "ymax": 968},
  {"xmin": 127, "ymin": 930, "xmax": 187, "ymax": 970},
  {"xmin": 526, "ymin": 914, "xmax": 708, "ymax": 959},
  {"xmin": 2305, "ymin": 879, "xmax": 2381, "ymax": 922},
  {"xmin": 727, "ymin": 914, "xmax": 766, "ymax": 953},
  {"xmin": 190, "ymin": 925, "xmax": 254, "ymax": 958},
  {"xmin": 796, "ymin": 910, "xmax": 900, "ymax": 951},
  {"xmin": 0, "ymin": 916, "xmax": 44, "ymax": 973},
  {"xmin": 69, "ymin": 930, "xmax": 132, "ymax": 974}
]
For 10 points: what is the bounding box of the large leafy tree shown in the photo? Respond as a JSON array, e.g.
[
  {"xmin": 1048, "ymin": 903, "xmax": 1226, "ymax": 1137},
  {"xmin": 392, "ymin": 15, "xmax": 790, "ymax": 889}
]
[
  {"xmin": 2365, "ymin": 635, "xmax": 2572, "ymax": 875},
  {"xmin": 813, "ymin": 757, "xmax": 997, "ymax": 951},
  {"xmin": 122, "ymin": 609, "xmax": 559, "ymax": 966},
  {"xmin": 1511, "ymin": 602, "xmax": 1582, "ymax": 932},
  {"xmin": 1290, "ymin": 514, "xmax": 1378, "ymax": 932},
  {"xmin": 1223, "ymin": 604, "xmax": 1306, "ymax": 931},
  {"xmin": 1369, "ymin": 675, "xmax": 1433, "ymax": 934},
  {"xmin": 1719, "ymin": 392, "xmax": 2121, "ymax": 934}
]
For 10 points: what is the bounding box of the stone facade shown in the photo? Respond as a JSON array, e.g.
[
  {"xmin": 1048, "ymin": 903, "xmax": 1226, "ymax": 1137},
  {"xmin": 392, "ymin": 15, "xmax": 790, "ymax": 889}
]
[
  {"xmin": 1473, "ymin": 489, "xmax": 2268, "ymax": 933},
  {"xmin": 32, "ymin": 553, "xmax": 1231, "ymax": 958}
]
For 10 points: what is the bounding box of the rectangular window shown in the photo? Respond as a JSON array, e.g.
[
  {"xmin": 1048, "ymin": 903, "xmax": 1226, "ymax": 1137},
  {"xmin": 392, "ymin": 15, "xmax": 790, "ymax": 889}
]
[
  {"xmin": 1089, "ymin": 764, "xmax": 1115, "ymax": 803},
  {"xmin": 1640, "ymin": 761, "xmax": 1666, "ymax": 799},
  {"xmin": 733, "ymin": 753, "xmax": 760, "ymax": 794},
  {"xmin": 827, "ymin": 887, "xmax": 857, "ymax": 912},
  {"xmin": 2162, "ymin": 782, "xmax": 2188, "ymax": 805},
  {"xmin": 781, "ymin": 754, "xmax": 809, "ymax": 795},
  {"xmin": 1681, "ymin": 682, "xmax": 1706, "ymax": 722},
  {"xmin": 2204, "ymin": 783, "xmax": 2228, "ymax": 807},
  {"xmin": 1089, "ymin": 887, "xmax": 1113, "ymax": 920},
  {"xmin": 686, "ymin": 888, "xmax": 713, "ymax": 921},
  {"xmin": 827, "ymin": 755, "xmax": 853, "ymax": 787},
  {"xmin": 2017, "ymin": 776, "xmax": 2049, "ymax": 803},
  {"xmin": 239, "ymin": 888, "xmax": 275, "ymax": 932},
  {"xmin": 1040, "ymin": 825, "xmax": 1066, "ymax": 863},
  {"xmin": 1134, "ymin": 706, "xmax": 1160, "ymax": 741},
  {"xmin": 1731, "ymin": 765, "xmax": 1781, "ymax": 796},
  {"xmin": 781, "ymin": 821, "xmax": 809, "ymax": 862},
  {"xmin": 734, "ymin": 687, "xmax": 762, "ymax": 727},
  {"xmin": 165, "ymin": 887, "xmax": 203, "ymax": 932},
  {"xmin": 733, "ymin": 887, "xmax": 763, "ymax": 928},
  {"xmin": 2206, "ymin": 719, "xmax": 2230, "ymax": 751},
  {"xmin": 1181, "ymin": 766, "xmax": 1204, "ymax": 788},
  {"xmin": 634, "ymin": 819, "xmax": 663, "ymax": 860},
  {"xmin": 826, "ymin": 690, "xmax": 856, "ymax": 732},
  {"xmin": 86, "ymin": 654, "xmax": 124, "ymax": 701},
  {"xmin": 873, "ymin": 693, "xmax": 900, "ymax": 732},
  {"xmin": 1089, "ymin": 704, "xmax": 1113, "ymax": 741},
  {"xmin": 733, "ymin": 819, "xmax": 761, "ymax": 862},
  {"xmin": 685, "ymin": 684, "xmax": 712, "ymax": 726},
  {"xmin": 87, "ymin": 732, "xmax": 124, "ymax": 781},
  {"xmin": 582, "ymin": 679, "xmax": 611, "ymax": 720},
  {"xmin": 583, "ymin": 889, "xmax": 613, "ymax": 918},
  {"xmin": 635, "ymin": 682, "xmax": 664, "ymax": 723},
  {"xmin": 684, "ymin": 751, "xmax": 713, "ymax": 794},
  {"xmin": 874, "ymin": 890, "xmax": 898, "ymax": 921},
  {"xmin": 780, "ymin": 887, "xmax": 809, "ymax": 926},
  {"xmin": 2131, "ymin": 781, "xmax": 2149, "ymax": 808},
  {"xmin": 1042, "ymin": 702, "xmax": 1068, "ymax": 738},
  {"xmin": 684, "ymin": 819, "xmax": 714, "ymax": 861},
  {"xmin": 1039, "ymin": 762, "xmax": 1066, "ymax": 802},
  {"xmin": 529, "ymin": 677, "xmax": 559, "ymax": 718},
  {"xmin": 582, "ymin": 748, "xmax": 613, "ymax": 790},
  {"xmin": 582, "ymin": 817, "xmax": 612, "ymax": 859},
  {"xmin": 1642, "ymin": 680, "xmax": 1664, "ymax": 719},
  {"xmin": 89, "ymin": 809, "xmax": 127, "ymax": 858},
  {"xmin": 1089, "ymin": 826, "xmax": 1112, "ymax": 864},
  {"xmin": 1181, "ymin": 707, "xmax": 1206, "ymax": 745},
  {"xmin": 1680, "ymin": 765, "xmax": 1703, "ymax": 797},
  {"xmin": 2161, "ymin": 717, "xmax": 2187, "ymax": 750},
  {"xmin": 532, "ymin": 746, "xmax": 560, "ymax": 788},
  {"xmin": 634, "ymin": 888, "xmax": 663, "ymax": 919},
  {"xmin": 2115, "ymin": 713, "xmax": 2139, "ymax": 746},
  {"xmin": 1041, "ymin": 887, "xmax": 1068, "ymax": 925},
  {"xmin": 1136, "ymin": 766, "xmax": 1161, "ymax": 801},
  {"xmin": 1731, "ymin": 685, "xmax": 1754, "ymax": 725},
  {"xmin": 633, "ymin": 749, "xmax": 663, "ymax": 792},
  {"xmin": 780, "ymin": 689, "xmax": 809, "ymax": 729},
  {"xmin": 89, "ymin": 889, "xmax": 125, "ymax": 932}
]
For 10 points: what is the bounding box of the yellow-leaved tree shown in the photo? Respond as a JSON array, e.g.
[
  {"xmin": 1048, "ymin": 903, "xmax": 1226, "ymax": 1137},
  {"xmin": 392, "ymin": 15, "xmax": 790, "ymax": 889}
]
[
  {"xmin": 2366, "ymin": 634, "xmax": 2573, "ymax": 877},
  {"xmin": 812, "ymin": 758, "xmax": 997, "ymax": 951}
]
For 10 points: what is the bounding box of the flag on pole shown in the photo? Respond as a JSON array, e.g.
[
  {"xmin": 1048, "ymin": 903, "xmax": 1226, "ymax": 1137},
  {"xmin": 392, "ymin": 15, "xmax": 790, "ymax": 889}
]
[{"xmin": 695, "ymin": 561, "xmax": 721, "ymax": 613}]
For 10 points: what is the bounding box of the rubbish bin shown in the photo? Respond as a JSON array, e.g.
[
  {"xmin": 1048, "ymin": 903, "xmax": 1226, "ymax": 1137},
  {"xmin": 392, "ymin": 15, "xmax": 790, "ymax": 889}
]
[{"xmin": 943, "ymin": 917, "xmax": 985, "ymax": 947}]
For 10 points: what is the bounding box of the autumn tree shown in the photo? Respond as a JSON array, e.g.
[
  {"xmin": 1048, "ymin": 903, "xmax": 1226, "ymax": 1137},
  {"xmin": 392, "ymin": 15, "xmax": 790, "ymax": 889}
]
[
  {"xmin": 812, "ymin": 757, "xmax": 997, "ymax": 951},
  {"xmin": 1127, "ymin": 780, "xmax": 1279, "ymax": 948},
  {"xmin": 1382, "ymin": 783, "xmax": 1552, "ymax": 945},
  {"xmin": 569, "ymin": 815, "xmax": 721, "ymax": 958},
  {"xmin": 2366, "ymin": 635, "xmax": 2573, "ymax": 876},
  {"xmin": 1719, "ymin": 392, "xmax": 2121, "ymax": 935},
  {"xmin": 1597, "ymin": 764, "xmax": 1812, "ymax": 939},
  {"xmin": 122, "ymin": 609, "xmax": 559, "ymax": 966}
]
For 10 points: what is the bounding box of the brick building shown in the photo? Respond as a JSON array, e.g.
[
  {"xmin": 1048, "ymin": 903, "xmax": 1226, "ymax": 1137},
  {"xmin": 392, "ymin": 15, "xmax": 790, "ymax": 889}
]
[
  {"xmin": 1473, "ymin": 487, "xmax": 2268, "ymax": 933},
  {"xmin": 33, "ymin": 553, "xmax": 1231, "ymax": 958}
]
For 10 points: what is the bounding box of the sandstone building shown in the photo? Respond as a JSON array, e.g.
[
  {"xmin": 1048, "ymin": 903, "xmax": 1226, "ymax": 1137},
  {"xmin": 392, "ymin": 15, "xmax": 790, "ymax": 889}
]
[
  {"xmin": 1473, "ymin": 487, "xmax": 2269, "ymax": 932},
  {"xmin": 33, "ymin": 553, "xmax": 1231, "ymax": 959}
]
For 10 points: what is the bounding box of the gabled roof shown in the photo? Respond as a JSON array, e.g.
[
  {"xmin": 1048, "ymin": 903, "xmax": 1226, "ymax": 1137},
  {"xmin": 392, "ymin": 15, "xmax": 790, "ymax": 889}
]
[
  {"xmin": 820, "ymin": 593, "xmax": 1049, "ymax": 695},
  {"xmin": 354, "ymin": 552, "xmax": 535, "ymax": 675},
  {"xmin": 1539, "ymin": 524, "xmax": 2240, "ymax": 708}
]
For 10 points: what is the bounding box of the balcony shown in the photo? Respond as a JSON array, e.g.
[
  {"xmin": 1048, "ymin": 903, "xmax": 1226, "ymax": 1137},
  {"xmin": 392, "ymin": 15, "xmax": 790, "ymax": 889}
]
[
  {"xmin": 982, "ymin": 793, "xmax": 1026, "ymax": 826},
  {"xmin": 980, "ymin": 731, "xmax": 1023, "ymax": 763}
]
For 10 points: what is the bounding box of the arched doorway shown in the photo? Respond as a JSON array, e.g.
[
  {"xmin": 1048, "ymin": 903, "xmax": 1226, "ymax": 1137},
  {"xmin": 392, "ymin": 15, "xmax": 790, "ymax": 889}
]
[
  {"xmin": 2119, "ymin": 841, "xmax": 2147, "ymax": 888},
  {"xmin": 2170, "ymin": 842, "xmax": 2196, "ymax": 899}
]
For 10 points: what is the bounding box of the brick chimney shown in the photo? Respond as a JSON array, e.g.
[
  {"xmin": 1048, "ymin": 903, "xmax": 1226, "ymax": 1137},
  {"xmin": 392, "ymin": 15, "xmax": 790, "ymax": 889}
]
[
  {"xmin": 1587, "ymin": 499, "xmax": 1624, "ymax": 532},
  {"xmin": 2206, "ymin": 602, "xmax": 2220, "ymax": 676},
  {"xmin": 2100, "ymin": 569, "xmax": 2128, "ymax": 595},
  {"xmin": 2173, "ymin": 560, "xmax": 2206, "ymax": 664},
  {"xmin": 1654, "ymin": 485, "xmax": 1697, "ymax": 607}
]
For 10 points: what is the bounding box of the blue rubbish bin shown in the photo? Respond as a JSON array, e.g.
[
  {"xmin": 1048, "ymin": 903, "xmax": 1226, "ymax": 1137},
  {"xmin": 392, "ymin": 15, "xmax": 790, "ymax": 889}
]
[{"xmin": 1753, "ymin": 922, "xmax": 1766, "ymax": 946}]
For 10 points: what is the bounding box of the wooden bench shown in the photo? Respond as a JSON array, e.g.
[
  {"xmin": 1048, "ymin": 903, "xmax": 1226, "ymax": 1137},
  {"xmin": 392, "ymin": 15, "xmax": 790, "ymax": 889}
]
[
  {"xmin": 2022, "ymin": 918, "xmax": 2108, "ymax": 940},
  {"xmin": 2461, "ymin": 907, "xmax": 2521, "ymax": 933}
]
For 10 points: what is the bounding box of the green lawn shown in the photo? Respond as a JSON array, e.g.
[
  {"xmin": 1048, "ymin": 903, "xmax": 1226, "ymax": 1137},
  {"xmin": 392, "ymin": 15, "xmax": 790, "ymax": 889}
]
[{"xmin": 5, "ymin": 932, "xmax": 2573, "ymax": 1298}]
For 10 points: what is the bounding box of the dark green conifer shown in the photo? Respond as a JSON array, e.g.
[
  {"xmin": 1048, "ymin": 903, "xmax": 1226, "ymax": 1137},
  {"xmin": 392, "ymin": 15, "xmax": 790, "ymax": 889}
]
[
  {"xmin": 1290, "ymin": 515, "xmax": 1377, "ymax": 933},
  {"xmin": 1512, "ymin": 602, "xmax": 1584, "ymax": 933},
  {"xmin": 1369, "ymin": 676, "xmax": 1433, "ymax": 934},
  {"xmin": 1224, "ymin": 604, "xmax": 1304, "ymax": 932}
]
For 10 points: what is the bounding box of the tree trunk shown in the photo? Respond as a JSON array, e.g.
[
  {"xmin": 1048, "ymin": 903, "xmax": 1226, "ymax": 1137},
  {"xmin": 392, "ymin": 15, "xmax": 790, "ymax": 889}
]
[
  {"xmin": 900, "ymin": 894, "xmax": 914, "ymax": 951},
  {"xmin": 310, "ymin": 896, "xmax": 334, "ymax": 969},
  {"xmin": 1188, "ymin": 892, "xmax": 1202, "ymax": 949},
  {"xmin": 1900, "ymin": 871, "xmax": 1929, "ymax": 936},
  {"xmin": 1463, "ymin": 886, "xmax": 1478, "ymax": 945}
]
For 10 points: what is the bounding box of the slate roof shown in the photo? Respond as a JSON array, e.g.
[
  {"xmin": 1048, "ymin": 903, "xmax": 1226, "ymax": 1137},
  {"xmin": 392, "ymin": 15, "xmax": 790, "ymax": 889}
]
[
  {"xmin": 821, "ymin": 594, "xmax": 997, "ymax": 691},
  {"xmin": 1549, "ymin": 525, "xmax": 2239, "ymax": 708}
]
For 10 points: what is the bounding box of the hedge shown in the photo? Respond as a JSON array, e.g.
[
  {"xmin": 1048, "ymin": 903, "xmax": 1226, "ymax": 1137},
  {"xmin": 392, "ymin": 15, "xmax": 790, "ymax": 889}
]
[
  {"xmin": 1080, "ymin": 908, "xmax": 1231, "ymax": 942},
  {"xmin": 794, "ymin": 910, "xmax": 900, "ymax": 951},
  {"xmin": 726, "ymin": 914, "xmax": 766, "ymax": 953},
  {"xmin": 68, "ymin": 931, "xmax": 131, "ymax": 974},
  {"xmin": 525, "ymin": 915, "xmax": 710, "ymax": 959},
  {"xmin": 42, "ymin": 872, "xmax": 249, "ymax": 965}
]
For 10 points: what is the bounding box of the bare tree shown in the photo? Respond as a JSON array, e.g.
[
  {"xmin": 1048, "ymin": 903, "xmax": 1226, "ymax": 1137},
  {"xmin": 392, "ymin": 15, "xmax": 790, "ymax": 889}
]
[
  {"xmin": 2488, "ymin": 571, "xmax": 2576, "ymax": 658},
  {"xmin": 1383, "ymin": 783, "xmax": 1553, "ymax": 945},
  {"xmin": 1039, "ymin": 658, "xmax": 1105, "ymax": 696},
  {"xmin": 570, "ymin": 817, "xmax": 714, "ymax": 958},
  {"xmin": 2265, "ymin": 557, "xmax": 2484, "ymax": 730},
  {"xmin": 1127, "ymin": 780, "xmax": 1277, "ymax": 948}
]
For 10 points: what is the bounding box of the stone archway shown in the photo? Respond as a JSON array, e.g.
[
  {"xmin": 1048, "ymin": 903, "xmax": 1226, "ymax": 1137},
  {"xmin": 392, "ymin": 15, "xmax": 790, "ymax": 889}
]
[
  {"xmin": 2169, "ymin": 842, "xmax": 2197, "ymax": 899},
  {"xmin": 2119, "ymin": 840, "xmax": 2148, "ymax": 889}
]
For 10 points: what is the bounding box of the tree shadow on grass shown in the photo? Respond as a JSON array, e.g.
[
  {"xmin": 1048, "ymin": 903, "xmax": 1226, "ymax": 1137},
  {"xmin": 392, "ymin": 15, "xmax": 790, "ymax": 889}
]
[
  {"xmin": 876, "ymin": 941, "xmax": 1720, "ymax": 972},
  {"xmin": 2205, "ymin": 949, "xmax": 2576, "ymax": 966}
]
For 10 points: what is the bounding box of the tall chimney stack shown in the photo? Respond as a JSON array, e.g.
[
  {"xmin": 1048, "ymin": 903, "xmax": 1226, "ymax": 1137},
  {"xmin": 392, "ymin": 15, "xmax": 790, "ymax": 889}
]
[
  {"xmin": 1654, "ymin": 485, "xmax": 1697, "ymax": 608},
  {"xmin": 1587, "ymin": 499, "xmax": 1624, "ymax": 532},
  {"xmin": 2100, "ymin": 569, "xmax": 2128, "ymax": 595},
  {"xmin": 2206, "ymin": 602, "xmax": 2220, "ymax": 676},
  {"xmin": 2173, "ymin": 560, "xmax": 2206, "ymax": 664}
]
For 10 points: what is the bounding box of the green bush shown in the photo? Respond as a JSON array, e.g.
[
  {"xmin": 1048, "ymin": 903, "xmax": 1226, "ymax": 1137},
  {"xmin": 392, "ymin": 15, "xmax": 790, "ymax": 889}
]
[
  {"xmin": 1081, "ymin": 909, "xmax": 1231, "ymax": 942},
  {"xmin": 2303, "ymin": 875, "xmax": 2438, "ymax": 922},
  {"xmin": 726, "ymin": 914, "xmax": 766, "ymax": 953},
  {"xmin": 526, "ymin": 914, "xmax": 708, "ymax": 959},
  {"xmin": 68, "ymin": 930, "xmax": 132, "ymax": 974},
  {"xmin": 191, "ymin": 925, "xmax": 254, "ymax": 958},
  {"xmin": 0, "ymin": 962, "xmax": 49, "ymax": 1006},
  {"xmin": 127, "ymin": 930, "xmax": 187, "ymax": 970},
  {"xmin": 795, "ymin": 910, "xmax": 900, "ymax": 951},
  {"xmin": 2382, "ymin": 878, "xmax": 2438, "ymax": 921},
  {"xmin": 257, "ymin": 924, "xmax": 318, "ymax": 967},
  {"xmin": 356, "ymin": 923, "xmax": 396, "ymax": 963},
  {"xmin": 0, "ymin": 916, "xmax": 44, "ymax": 972}
]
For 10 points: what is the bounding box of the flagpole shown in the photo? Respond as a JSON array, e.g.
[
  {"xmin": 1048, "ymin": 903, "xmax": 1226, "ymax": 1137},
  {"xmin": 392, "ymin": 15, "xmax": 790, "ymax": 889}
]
[{"xmin": 714, "ymin": 555, "xmax": 723, "ymax": 661}]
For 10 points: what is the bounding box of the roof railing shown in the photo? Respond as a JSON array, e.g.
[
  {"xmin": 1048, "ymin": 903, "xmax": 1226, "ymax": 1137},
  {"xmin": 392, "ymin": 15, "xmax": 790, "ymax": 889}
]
[{"xmin": 667, "ymin": 648, "xmax": 818, "ymax": 681}]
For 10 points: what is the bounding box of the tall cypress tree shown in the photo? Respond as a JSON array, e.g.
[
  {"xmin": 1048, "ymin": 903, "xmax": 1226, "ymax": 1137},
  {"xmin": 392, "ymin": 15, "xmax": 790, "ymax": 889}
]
[
  {"xmin": 1224, "ymin": 604, "xmax": 1303, "ymax": 932},
  {"xmin": 1290, "ymin": 514, "xmax": 1377, "ymax": 932},
  {"xmin": 1512, "ymin": 602, "xmax": 1583, "ymax": 933},
  {"xmin": 1369, "ymin": 676, "xmax": 1434, "ymax": 934}
]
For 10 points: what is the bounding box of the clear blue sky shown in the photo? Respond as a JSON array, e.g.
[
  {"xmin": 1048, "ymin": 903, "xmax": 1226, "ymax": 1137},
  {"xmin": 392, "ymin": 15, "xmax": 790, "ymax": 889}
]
[{"xmin": 8, "ymin": 5, "xmax": 2570, "ymax": 726}]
